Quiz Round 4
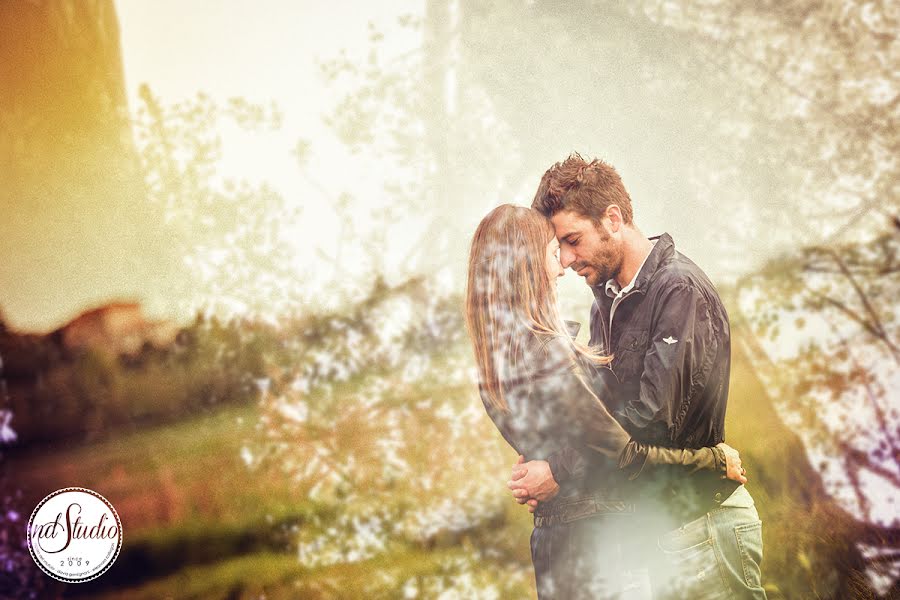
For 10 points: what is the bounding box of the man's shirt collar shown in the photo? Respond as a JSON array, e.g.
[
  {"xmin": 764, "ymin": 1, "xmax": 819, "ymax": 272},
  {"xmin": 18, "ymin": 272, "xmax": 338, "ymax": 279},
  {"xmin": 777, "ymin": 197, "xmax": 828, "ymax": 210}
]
[{"xmin": 604, "ymin": 239, "xmax": 658, "ymax": 299}]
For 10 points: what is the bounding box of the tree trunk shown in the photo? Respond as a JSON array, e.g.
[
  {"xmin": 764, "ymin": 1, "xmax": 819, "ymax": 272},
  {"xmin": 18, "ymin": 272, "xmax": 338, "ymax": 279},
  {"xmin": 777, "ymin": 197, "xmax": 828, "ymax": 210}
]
[
  {"xmin": 0, "ymin": 0, "xmax": 166, "ymax": 331},
  {"xmin": 728, "ymin": 319, "xmax": 880, "ymax": 598}
]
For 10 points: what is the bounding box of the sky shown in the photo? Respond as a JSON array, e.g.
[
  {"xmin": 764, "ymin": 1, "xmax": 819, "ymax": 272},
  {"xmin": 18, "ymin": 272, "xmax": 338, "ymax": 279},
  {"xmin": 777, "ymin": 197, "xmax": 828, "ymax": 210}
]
[{"xmin": 119, "ymin": 0, "xmax": 427, "ymax": 315}]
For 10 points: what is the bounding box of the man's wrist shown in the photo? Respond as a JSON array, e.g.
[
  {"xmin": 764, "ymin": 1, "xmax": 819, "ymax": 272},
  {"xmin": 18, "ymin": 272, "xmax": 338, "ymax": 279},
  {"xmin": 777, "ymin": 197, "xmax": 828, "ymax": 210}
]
[{"xmin": 711, "ymin": 445, "xmax": 727, "ymax": 476}]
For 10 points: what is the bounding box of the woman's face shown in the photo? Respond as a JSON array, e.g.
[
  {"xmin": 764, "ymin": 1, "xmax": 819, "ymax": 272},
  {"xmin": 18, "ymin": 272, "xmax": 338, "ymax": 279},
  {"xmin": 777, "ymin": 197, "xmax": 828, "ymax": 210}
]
[{"xmin": 545, "ymin": 236, "xmax": 564, "ymax": 284}]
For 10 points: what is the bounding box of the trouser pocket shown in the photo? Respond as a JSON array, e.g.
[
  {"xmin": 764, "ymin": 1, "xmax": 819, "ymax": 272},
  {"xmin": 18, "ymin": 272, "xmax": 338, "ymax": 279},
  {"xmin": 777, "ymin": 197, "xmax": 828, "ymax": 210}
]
[
  {"xmin": 706, "ymin": 501, "xmax": 768, "ymax": 599},
  {"xmin": 654, "ymin": 514, "xmax": 730, "ymax": 600},
  {"xmin": 734, "ymin": 520, "xmax": 764, "ymax": 588}
]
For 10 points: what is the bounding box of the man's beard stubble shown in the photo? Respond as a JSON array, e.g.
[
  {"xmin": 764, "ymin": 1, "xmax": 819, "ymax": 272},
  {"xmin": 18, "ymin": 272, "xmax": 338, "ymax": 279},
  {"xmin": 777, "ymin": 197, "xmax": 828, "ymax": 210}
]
[{"xmin": 580, "ymin": 233, "xmax": 624, "ymax": 288}]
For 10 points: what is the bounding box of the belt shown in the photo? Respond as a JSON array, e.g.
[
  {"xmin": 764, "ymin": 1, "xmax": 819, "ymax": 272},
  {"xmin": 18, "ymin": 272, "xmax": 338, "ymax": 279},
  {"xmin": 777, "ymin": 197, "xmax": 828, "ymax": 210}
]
[{"xmin": 533, "ymin": 497, "xmax": 636, "ymax": 527}]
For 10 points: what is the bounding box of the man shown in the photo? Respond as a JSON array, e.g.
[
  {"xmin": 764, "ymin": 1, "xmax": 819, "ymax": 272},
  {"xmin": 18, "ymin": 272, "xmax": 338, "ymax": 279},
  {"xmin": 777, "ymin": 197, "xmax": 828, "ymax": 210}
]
[{"xmin": 509, "ymin": 154, "xmax": 766, "ymax": 599}]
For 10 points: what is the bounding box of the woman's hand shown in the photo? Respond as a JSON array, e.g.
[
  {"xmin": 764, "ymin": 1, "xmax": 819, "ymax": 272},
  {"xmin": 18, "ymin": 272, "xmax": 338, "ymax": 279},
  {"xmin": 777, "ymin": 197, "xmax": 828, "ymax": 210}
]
[
  {"xmin": 508, "ymin": 455, "xmax": 559, "ymax": 512},
  {"xmin": 717, "ymin": 442, "xmax": 748, "ymax": 485}
]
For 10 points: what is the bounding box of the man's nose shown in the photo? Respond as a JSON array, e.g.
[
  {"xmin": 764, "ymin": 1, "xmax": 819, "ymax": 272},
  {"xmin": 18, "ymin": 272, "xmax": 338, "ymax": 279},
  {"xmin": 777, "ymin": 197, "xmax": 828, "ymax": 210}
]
[{"xmin": 560, "ymin": 247, "xmax": 576, "ymax": 268}]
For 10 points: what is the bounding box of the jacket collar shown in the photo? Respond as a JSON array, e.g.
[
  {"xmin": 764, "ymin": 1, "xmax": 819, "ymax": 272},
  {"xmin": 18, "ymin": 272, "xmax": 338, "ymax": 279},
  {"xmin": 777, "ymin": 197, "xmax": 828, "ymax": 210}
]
[
  {"xmin": 633, "ymin": 232, "xmax": 674, "ymax": 292},
  {"xmin": 591, "ymin": 232, "xmax": 675, "ymax": 301}
]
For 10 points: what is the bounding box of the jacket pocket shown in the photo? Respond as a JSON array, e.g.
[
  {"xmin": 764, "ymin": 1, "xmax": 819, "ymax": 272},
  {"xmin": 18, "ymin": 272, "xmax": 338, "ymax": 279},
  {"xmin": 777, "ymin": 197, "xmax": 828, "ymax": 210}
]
[{"xmin": 612, "ymin": 329, "xmax": 649, "ymax": 378}]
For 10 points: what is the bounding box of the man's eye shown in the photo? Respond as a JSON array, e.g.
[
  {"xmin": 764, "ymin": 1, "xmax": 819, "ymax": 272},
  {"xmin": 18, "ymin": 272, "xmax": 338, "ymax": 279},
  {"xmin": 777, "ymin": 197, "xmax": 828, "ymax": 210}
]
[{"xmin": 570, "ymin": 238, "xmax": 579, "ymax": 246}]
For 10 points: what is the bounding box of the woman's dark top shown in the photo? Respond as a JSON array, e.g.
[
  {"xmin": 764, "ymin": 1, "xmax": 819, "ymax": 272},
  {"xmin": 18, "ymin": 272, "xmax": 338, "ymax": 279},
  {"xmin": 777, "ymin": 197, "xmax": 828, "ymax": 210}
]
[{"xmin": 479, "ymin": 329, "xmax": 726, "ymax": 523}]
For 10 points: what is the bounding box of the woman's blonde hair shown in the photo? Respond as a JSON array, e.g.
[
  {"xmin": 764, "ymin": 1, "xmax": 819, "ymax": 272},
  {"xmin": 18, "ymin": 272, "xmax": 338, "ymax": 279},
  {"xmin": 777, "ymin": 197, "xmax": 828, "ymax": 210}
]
[{"xmin": 465, "ymin": 204, "xmax": 610, "ymax": 412}]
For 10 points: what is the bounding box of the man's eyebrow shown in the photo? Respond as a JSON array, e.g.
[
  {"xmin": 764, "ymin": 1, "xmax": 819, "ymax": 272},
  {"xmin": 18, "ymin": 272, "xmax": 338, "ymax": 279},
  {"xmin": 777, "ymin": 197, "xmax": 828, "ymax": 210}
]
[{"xmin": 560, "ymin": 232, "xmax": 577, "ymax": 242}]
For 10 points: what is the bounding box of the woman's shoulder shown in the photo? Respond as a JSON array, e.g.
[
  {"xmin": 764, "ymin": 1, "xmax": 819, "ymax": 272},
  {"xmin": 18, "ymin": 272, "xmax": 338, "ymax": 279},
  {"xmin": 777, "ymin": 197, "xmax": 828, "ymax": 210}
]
[
  {"xmin": 520, "ymin": 329, "xmax": 570, "ymax": 359},
  {"xmin": 520, "ymin": 332, "xmax": 579, "ymax": 384}
]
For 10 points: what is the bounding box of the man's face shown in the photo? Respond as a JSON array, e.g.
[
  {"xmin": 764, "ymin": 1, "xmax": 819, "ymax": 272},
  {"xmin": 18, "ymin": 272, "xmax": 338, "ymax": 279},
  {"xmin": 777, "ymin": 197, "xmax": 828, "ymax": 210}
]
[{"xmin": 550, "ymin": 210, "xmax": 624, "ymax": 287}]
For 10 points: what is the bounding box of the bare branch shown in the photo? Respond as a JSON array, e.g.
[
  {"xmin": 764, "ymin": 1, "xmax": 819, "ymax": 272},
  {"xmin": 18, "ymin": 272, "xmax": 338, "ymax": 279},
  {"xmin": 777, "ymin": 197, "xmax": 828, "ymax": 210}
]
[{"xmin": 838, "ymin": 438, "xmax": 900, "ymax": 490}]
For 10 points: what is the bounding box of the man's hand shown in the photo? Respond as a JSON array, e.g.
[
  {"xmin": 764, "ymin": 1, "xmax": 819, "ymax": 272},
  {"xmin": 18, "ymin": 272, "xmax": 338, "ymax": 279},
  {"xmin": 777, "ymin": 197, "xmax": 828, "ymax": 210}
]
[
  {"xmin": 717, "ymin": 442, "xmax": 748, "ymax": 485},
  {"xmin": 507, "ymin": 456, "xmax": 560, "ymax": 512}
]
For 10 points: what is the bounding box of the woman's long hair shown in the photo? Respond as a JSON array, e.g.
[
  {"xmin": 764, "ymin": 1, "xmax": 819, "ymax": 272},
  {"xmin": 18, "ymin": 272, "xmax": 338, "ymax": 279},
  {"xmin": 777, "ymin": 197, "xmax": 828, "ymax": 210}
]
[{"xmin": 465, "ymin": 204, "xmax": 610, "ymax": 412}]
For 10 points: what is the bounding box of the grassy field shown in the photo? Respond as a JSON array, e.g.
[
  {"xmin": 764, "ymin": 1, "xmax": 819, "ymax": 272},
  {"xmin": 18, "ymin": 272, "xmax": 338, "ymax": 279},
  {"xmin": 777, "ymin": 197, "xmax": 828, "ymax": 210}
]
[
  {"xmin": 6, "ymin": 324, "xmax": 870, "ymax": 598},
  {"xmin": 12, "ymin": 405, "xmax": 304, "ymax": 534},
  {"xmin": 9, "ymin": 402, "xmax": 535, "ymax": 598}
]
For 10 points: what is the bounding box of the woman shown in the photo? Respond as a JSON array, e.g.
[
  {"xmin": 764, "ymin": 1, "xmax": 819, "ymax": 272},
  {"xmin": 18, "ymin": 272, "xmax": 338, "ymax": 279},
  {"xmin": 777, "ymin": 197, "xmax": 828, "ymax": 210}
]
[{"xmin": 465, "ymin": 205, "xmax": 751, "ymax": 599}]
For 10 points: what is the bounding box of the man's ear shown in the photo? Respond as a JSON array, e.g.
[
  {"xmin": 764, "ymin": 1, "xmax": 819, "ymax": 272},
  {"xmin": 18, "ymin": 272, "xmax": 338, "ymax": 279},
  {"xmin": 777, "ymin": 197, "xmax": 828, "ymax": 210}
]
[{"xmin": 605, "ymin": 205, "xmax": 624, "ymax": 233}]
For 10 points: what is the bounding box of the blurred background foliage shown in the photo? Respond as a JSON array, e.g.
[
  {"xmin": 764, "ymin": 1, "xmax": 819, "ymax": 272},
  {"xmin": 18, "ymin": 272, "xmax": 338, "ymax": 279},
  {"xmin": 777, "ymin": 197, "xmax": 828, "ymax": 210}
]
[{"xmin": 0, "ymin": 0, "xmax": 897, "ymax": 598}]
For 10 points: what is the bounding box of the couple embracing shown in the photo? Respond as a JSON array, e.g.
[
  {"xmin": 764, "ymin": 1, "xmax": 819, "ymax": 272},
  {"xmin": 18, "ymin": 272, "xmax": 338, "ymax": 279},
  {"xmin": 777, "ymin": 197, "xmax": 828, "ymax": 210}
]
[{"xmin": 465, "ymin": 155, "xmax": 767, "ymax": 599}]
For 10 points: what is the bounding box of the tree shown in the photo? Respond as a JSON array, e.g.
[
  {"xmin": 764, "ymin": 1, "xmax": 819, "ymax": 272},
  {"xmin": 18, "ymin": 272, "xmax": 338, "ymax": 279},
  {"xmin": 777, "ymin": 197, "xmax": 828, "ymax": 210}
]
[
  {"xmin": 736, "ymin": 228, "xmax": 900, "ymax": 596},
  {"xmin": 0, "ymin": 4, "xmax": 137, "ymax": 593},
  {"xmin": 132, "ymin": 85, "xmax": 306, "ymax": 321},
  {"xmin": 0, "ymin": 0, "xmax": 171, "ymax": 331}
]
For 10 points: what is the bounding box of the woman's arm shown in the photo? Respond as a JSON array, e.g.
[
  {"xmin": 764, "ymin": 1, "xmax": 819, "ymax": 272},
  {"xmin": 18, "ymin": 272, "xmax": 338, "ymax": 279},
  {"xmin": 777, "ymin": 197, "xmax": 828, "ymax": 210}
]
[{"xmin": 522, "ymin": 335, "xmax": 744, "ymax": 489}]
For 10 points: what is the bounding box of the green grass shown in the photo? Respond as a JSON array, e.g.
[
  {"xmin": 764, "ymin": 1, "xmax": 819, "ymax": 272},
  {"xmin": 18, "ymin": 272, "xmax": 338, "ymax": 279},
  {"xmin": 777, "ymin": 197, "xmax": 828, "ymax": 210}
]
[
  {"xmin": 11, "ymin": 404, "xmax": 309, "ymax": 533},
  {"xmin": 10, "ymin": 397, "xmax": 533, "ymax": 598},
  {"xmin": 89, "ymin": 547, "xmax": 533, "ymax": 600},
  {"xmin": 10, "ymin": 404, "xmax": 326, "ymax": 589}
]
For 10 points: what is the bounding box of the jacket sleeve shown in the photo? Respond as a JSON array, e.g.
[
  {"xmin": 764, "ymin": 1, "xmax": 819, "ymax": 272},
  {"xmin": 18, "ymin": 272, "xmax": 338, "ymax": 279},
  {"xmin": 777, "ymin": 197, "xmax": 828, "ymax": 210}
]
[
  {"xmin": 617, "ymin": 281, "xmax": 718, "ymax": 440},
  {"xmin": 528, "ymin": 335, "xmax": 725, "ymax": 483}
]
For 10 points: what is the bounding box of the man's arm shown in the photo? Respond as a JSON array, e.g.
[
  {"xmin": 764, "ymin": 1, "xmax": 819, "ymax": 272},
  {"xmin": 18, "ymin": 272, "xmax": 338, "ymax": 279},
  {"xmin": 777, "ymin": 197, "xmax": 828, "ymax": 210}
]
[{"xmin": 510, "ymin": 442, "xmax": 746, "ymax": 512}]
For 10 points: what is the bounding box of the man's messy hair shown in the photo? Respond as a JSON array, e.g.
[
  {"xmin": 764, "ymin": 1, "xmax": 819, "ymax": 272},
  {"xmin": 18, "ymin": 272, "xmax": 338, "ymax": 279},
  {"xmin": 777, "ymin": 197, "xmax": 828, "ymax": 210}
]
[{"xmin": 531, "ymin": 153, "xmax": 634, "ymax": 225}]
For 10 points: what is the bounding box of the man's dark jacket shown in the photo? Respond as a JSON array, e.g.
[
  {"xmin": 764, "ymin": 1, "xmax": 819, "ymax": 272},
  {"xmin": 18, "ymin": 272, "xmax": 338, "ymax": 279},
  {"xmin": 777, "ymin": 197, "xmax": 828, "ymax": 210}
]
[
  {"xmin": 590, "ymin": 232, "xmax": 730, "ymax": 450},
  {"xmin": 556, "ymin": 232, "xmax": 739, "ymax": 520}
]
